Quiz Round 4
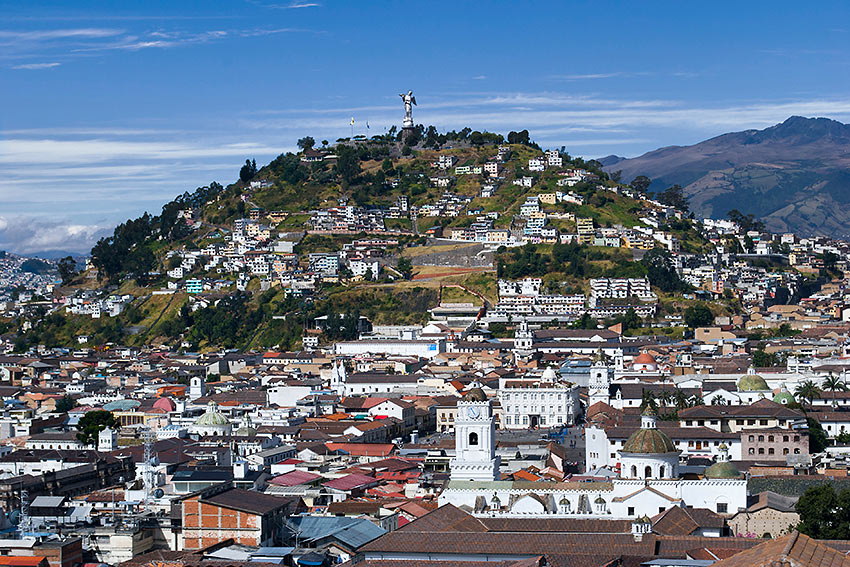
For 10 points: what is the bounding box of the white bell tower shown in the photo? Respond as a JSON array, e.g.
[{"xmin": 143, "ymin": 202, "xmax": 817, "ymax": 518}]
[
  {"xmin": 450, "ymin": 389, "xmax": 500, "ymax": 482},
  {"xmin": 189, "ymin": 376, "xmax": 205, "ymax": 401},
  {"xmin": 589, "ymin": 358, "xmax": 611, "ymax": 406}
]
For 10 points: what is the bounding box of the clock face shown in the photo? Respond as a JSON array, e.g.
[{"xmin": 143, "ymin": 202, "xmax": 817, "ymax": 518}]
[{"xmin": 467, "ymin": 406, "xmax": 481, "ymax": 419}]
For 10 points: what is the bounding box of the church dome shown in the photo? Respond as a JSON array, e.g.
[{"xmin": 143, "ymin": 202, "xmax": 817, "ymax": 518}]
[
  {"xmin": 194, "ymin": 401, "xmax": 229, "ymax": 426},
  {"xmin": 738, "ymin": 374, "xmax": 769, "ymax": 392},
  {"xmin": 633, "ymin": 352, "xmax": 656, "ymax": 365},
  {"xmin": 153, "ymin": 397, "xmax": 176, "ymax": 412},
  {"xmin": 704, "ymin": 461, "xmax": 742, "ymax": 479},
  {"xmin": 542, "ymin": 366, "xmax": 558, "ymax": 381},
  {"xmin": 773, "ymin": 384, "xmax": 795, "ymax": 405},
  {"xmin": 234, "ymin": 415, "xmax": 257, "ymax": 437},
  {"xmin": 463, "ymin": 387, "xmax": 487, "ymax": 402},
  {"xmin": 622, "ymin": 428, "xmax": 676, "ymax": 454}
]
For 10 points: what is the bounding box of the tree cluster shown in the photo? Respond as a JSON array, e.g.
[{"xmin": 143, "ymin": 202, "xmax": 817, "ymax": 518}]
[{"xmin": 796, "ymin": 484, "xmax": 850, "ymax": 539}]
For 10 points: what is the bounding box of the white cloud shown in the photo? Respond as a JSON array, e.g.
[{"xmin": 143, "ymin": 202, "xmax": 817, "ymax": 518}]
[
  {"xmin": 0, "ymin": 215, "xmax": 111, "ymax": 254},
  {"xmin": 11, "ymin": 62, "xmax": 60, "ymax": 69}
]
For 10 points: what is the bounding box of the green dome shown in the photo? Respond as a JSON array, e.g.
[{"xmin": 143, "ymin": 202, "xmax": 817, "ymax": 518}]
[
  {"xmin": 194, "ymin": 402, "xmax": 230, "ymax": 426},
  {"xmin": 738, "ymin": 374, "xmax": 769, "ymax": 392},
  {"xmin": 704, "ymin": 461, "xmax": 742, "ymax": 479},
  {"xmin": 773, "ymin": 391, "xmax": 795, "ymax": 405},
  {"xmin": 622, "ymin": 428, "xmax": 677, "ymax": 454}
]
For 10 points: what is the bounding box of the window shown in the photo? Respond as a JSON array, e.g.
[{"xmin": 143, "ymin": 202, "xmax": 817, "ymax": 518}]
[
  {"xmin": 783, "ymin": 448, "xmax": 789, "ymax": 455},
  {"xmin": 660, "ymin": 465, "xmax": 666, "ymax": 477},
  {"xmin": 783, "ymin": 435, "xmax": 789, "ymax": 442},
  {"xmin": 469, "ymin": 432, "xmax": 479, "ymax": 446},
  {"xmin": 505, "ymin": 416, "xmax": 512, "ymax": 425},
  {"xmin": 758, "ymin": 448, "xmax": 765, "ymax": 454},
  {"xmin": 760, "ymin": 420, "xmax": 768, "ymax": 426},
  {"xmin": 758, "ymin": 435, "xmax": 764, "ymax": 442},
  {"xmin": 768, "ymin": 435, "xmax": 774, "ymax": 442},
  {"xmin": 748, "ymin": 448, "xmax": 755, "ymax": 455},
  {"xmin": 749, "ymin": 435, "xmax": 755, "ymax": 442},
  {"xmin": 794, "ymin": 435, "xmax": 799, "ymax": 442},
  {"xmin": 794, "ymin": 448, "xmax": 800, "ymax": 454},
  {"xmin": 717, "ymin": 503, "xmax": 728, "ymax": 514},
  {"xmin": 644, "ymin": 466, "xmax": 652, "ymax": 478},
  {"xmin": 628, "ymin": 506, "xmax": 635, "ymax": 516},
  {"xmin": 631, "ymin": 465, "xmax": 637, "ymax": 477}
]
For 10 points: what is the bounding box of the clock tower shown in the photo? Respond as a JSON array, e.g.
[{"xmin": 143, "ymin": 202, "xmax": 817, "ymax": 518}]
[{"xmin": 450, "ymin": 387, "xmax": 500, "ymax": 481}]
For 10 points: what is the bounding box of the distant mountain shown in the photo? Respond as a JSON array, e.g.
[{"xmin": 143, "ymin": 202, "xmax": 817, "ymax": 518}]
[{"xmin": 602, "ymin": 116, "xmax": 850, "ymax": 237}]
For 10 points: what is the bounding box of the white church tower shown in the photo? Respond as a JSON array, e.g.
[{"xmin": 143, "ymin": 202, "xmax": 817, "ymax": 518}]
[
  {"xmin": 450, "ymin": 387, "xmax": 500, "ymax": 481},
  {"xmin": 189, "ymin": 375, "xmax": 206, "ymax": 401},
  {"xmin": 330, "ymin": 359, "xmax": 347, "ymax": 395},
  {"xmin": 589, "ymin": 355, "xmax": 611, "ymax": 406}
]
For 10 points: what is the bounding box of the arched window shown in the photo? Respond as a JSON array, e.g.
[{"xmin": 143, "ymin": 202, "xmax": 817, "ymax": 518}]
[
  {"xmin": 644, "ymin": 466, "xmax": 652, "ymax": 478},
  {"xmin": 758, "ymin": 448, "xmax": 765, "ymax": 455},
  {"xmin": 768, "ymin": 435, "xmax": 774, "ymax": 442},
  {"xmin": 469, "ymin": 432, "xmax": 479, "ymax": 446},
  {"xmin": 768, "ymin": 448, "xmax": 774, "ymax": 455},
  {"xmin": 659, "ymin": 465, "xmax": 666, "ymax": 477},
  {"xmin": 748, "ymin": 448, "xmax": 755, "ymax": 455},
  {"xmin": 631, "ymin": 465, "xmax": 637, "ymax": 478},
  {"xmin": 758, "ymin": 435, "xmax": 765, "ymax": 442}
]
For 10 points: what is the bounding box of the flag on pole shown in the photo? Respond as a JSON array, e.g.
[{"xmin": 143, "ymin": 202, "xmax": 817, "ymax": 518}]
[
  {"xmin": 366, "ymin": 121, "xmax": 370, "ymax": 130},
  {"xmin": 350, "ymin": 117, "xmax": 355, "ymax": 125}
]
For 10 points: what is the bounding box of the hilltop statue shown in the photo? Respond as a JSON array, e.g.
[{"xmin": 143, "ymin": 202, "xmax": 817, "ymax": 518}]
[{"xmin": 400, "ymin": 90, "xmax": 416, "ymax": 129}]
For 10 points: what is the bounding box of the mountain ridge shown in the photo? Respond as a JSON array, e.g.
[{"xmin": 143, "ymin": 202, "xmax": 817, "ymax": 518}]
[{"xmin": 602, "ymin": 116, "xmax": 850, "ymax": 237}]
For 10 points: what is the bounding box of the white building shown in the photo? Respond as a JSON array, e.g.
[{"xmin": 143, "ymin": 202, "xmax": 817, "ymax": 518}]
[
  {"xmin": 439, "ymin": 402, "xmax": 747, "ymax": 519},
  {"xmin": 497, "ymin": 367, "xmax": 581, "ymax": 429}
]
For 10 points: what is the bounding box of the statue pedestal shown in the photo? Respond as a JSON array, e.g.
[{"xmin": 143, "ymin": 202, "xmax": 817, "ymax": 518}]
[{"xmin": 401, "ymin": 125, "xmax": 416, "ymax": 143}]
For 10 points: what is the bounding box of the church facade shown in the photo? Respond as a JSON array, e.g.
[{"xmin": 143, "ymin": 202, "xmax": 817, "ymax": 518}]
[{"xmin": 438, "ymin": 392, "xmax": 747, "ymax": 520}]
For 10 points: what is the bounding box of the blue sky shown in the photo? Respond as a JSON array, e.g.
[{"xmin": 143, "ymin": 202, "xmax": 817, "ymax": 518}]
[{"xmin": 3, "ymin": 0, "xmax": 850, "ymax": 253}]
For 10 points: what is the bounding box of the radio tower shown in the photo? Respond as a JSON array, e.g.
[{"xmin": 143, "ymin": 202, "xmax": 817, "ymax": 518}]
[
  {"xmin": 19, "ymin": 489, "xmax": 30, "ymax": 535},
  {"xmin": 141, "ymin": 428, "xmax": 157, "ymax": 508}
]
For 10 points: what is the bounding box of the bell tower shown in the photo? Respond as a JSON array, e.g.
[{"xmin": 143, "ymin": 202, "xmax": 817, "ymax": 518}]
[{"xmin": 450, "ymin": 388, "xmax": 500, "ymax": 482}]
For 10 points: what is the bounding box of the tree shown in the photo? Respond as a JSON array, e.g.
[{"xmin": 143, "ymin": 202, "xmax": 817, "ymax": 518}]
[
  {"xmin": 239, "ymin": 159, "xmax": 257, "ymax": 183},
  {"xmin": 794, "ymin": 380, "xmax": 822, "ymax": 409},
  {"xmin": 640, "ymin": 248, "xmax": 684, "ymax": 292},
  {"xmin": 76, "ymin": 410, "xmax": 118, "ymax": 445},
  {"xmin": 657, "ymin": 184, "xmax": 689, "ymax": 212},
  {"xmin": 397, "ymin": 257, "xmax": 413, "ymax": 280},
  {"xmin": 684, "ymin": 303, "xmax": 714, "ymax": 328},
  {"xmin": 796, "ymin": 484, "xmax": 850, "ymax": 539},
  {"xmin": 727, "ymin": 209, "xmax": 765, "ymax": 233},
  {"xmin": 823, "ymin": 374, "xmax": 847, "ymax": 400},
  {"xmin": 55, "ymin": 395, "xmax": 78, "ymax": 413},
  {"xmin": 336, "ymin": 146, "xmax": 361, "ymax": 184},
  {"xmin": 807, "ymin": 417, "xmax": 829, "ymax": 453},
  {"xmin": 640, "ymin": 390, "xmax": 658, "ymax": 412},
  {"xmin": 57, "ymin": 256, "xmax": 77, "ymax": 286},
  {"xmin": 751, "ymin": 349, "xmax": 780, "ymax": 368},
  {"xmin": 297, "ymin": 136, "xmax": 315, "ymax": 150},
  {"xmin": 630, "ymin": 175, "xmax": 651, "ymax": 195}
]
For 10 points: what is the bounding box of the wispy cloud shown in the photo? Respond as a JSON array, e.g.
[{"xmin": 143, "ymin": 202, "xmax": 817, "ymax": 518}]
[
  {"xmin": 11, "ymin": 62, "xmax": 60, "ymax": 69},
  {"xmin": 0, "ymin": 28, "xmax": 123, "ymax": 40},
  {"xmin": 244, "ymin": 0, "xmax": 321, "ymax": 9}
]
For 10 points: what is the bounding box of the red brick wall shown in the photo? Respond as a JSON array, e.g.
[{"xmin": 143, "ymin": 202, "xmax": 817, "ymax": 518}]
[{"xmin": 182, "ymin": 496, "xmax": 262, "ymax": 550}]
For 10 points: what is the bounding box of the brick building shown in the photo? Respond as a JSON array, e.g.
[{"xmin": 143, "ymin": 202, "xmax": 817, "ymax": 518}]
[
  {"xmin": 741, "ymin": 428, "xmax": 808, "ymax": 460},
  {"xmin": 181, "ymin": 485, "xmax": 302, "ymax": 550}
]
